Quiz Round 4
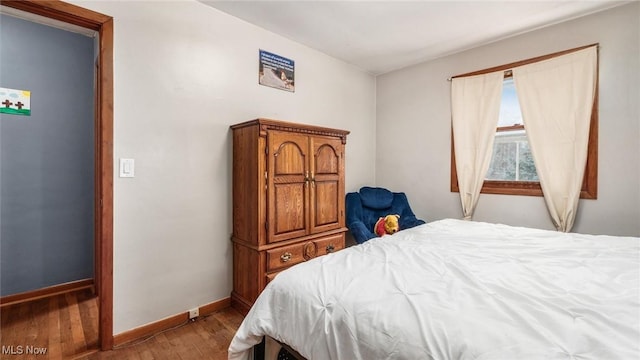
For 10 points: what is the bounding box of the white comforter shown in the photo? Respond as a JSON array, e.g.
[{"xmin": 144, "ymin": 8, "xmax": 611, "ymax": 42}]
[{"xmin": 228, "ymin": 219, "xmax": 640, "ymax": 360}]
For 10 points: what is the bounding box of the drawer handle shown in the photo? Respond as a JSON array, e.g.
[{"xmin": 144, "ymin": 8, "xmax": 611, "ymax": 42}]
[
  {"xmin": 280, "ymin": 252, "xmax": 292, "ymax": 263},
  {"xmin": 326, "ymin": 244, "xmax": 335, "ymax": 253}
]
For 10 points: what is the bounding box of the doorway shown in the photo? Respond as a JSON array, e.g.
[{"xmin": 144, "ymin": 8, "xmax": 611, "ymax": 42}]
[{"xmin": 1, "ymin": 0, "xmax": 114, "ymax": 350}]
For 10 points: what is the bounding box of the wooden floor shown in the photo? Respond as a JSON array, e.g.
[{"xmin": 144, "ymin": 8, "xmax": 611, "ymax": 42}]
[
  {"xmin": 0, "ymin": 289, "xmax": 245, "ymax": 360},
  {"xmin": 1, "ymin": 288, "xmax": 98, "ymax": 359}
]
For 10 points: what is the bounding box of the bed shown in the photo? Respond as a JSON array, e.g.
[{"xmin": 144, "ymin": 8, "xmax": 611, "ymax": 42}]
[{"xmin": 228, "ymin": 219, "xmax": 640, "ymax": 360}]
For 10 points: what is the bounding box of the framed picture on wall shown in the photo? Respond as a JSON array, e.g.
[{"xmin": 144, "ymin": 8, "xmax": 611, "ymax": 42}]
[
  {"xmin": 259, "ymin": 50, "xmax": 295, "ymax": 92},
  {"xmin": 0, "ymin": 87, "xmax": 31, "ymax": 116}
]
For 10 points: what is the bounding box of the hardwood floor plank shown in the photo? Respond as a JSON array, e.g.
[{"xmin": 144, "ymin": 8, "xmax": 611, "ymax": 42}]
[
  {"xmin": 201, "ymin": 315, "xmax": 232, "ymax": 353},
  {"xmin": 135, "ymin": 335, "xmax": 161, "ymax": 360},
  {"xmin": 78, "ymin": 287, "xmax": 99, "ymax": 350},
  {"xmin": 65, "ymin": 292, "xmax": 89, "ymax": 354},
  {"xmin": 125, "ymin": 346, "xmax": 144, "ymax": 360},
  {"xmin": 48, "ymin": 295, "xmax": 63, "ymax": 359},
  {"xmin": 31, "ymin": 297, "xmax": 49, "ymax": 348},
  {"xmin": 217, "ymin": 307, "xmax": 244, "ymax": 334},
  {"xmin": 193, "ymin": 320, "xmax": 225, "ymax": 359},
  {"xmin": 151, "ymin": 332, "xmax": 181, "ymax": 359},
  {"xmin": 58, "ymin": 291, "xmax": 75, "ymax": 358},
  {"xmin": 17, "ymin": 302, "xmax": 33, "ymax": 351},
  {"xmin": 165, "ymin": 324, "xmax": 204, "ymax": 360}
]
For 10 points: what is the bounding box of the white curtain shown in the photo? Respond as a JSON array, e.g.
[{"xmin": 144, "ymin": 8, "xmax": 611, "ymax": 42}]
[
  {"xmin": 451, "ymin": 72, "xmax": 504, "ymax": 220},
  {"xmin": 512, "ymin": 46, "xmax": 597, "ymax": 232}
]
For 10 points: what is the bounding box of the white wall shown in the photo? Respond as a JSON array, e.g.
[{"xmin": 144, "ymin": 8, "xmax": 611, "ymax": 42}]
[
  {"xmin": 376, "ymin": 3, "xmax": 639, "ymax": 236},
  {"xmin": 70, "ymin": 0, "xmax": 376, "ymax": 334}
]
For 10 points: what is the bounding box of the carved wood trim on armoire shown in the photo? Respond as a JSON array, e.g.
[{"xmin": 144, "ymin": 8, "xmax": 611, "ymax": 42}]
[{"xmin": 230, "ymin": 119, "xmax": 349, "ymax": 314}]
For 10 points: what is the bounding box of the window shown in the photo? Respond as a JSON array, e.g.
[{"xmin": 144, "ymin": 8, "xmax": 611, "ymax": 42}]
[
  {"xmin": 450, "ymin": 45, "xmax": 598, "ymax": 199},
  {"xmin": 486, "ymin": 77, "xmax": 538, "ymax": 182}
]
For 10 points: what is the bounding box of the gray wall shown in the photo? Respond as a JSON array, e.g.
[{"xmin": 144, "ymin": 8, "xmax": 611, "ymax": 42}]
[
  {"xmin": 0, "ymin": 14, "xmax": 95, "ymax": 295},
  {"xmin": 376, "ymin": 3, "xmax": 640, "ymax": 236}
]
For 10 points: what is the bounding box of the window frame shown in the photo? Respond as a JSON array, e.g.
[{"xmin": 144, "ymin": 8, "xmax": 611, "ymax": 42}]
[{"xmin": 450, "ymin": 44, "xmax": 598, "ymax": 199}]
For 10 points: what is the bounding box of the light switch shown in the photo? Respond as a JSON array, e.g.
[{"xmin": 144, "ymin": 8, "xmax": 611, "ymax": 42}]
[{"xmin": 119, "ymin": 158, "xmax": 135, "ymax": 178}]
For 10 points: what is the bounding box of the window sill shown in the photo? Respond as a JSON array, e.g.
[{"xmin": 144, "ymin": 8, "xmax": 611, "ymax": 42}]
[{"xmin": 450, "ymin": 181, "xmax": 596, "ymax": 199}]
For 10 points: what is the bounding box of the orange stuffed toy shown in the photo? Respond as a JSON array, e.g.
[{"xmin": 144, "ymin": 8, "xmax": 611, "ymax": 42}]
[{"xmin": 374, "ymin": 214, "xmax": 400, "ymax": 236}]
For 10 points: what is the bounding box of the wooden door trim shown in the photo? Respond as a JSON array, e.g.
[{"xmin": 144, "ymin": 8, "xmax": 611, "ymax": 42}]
[{"xmin": 1, "ymin": 0, "xmax": 115, "ymax": 350}]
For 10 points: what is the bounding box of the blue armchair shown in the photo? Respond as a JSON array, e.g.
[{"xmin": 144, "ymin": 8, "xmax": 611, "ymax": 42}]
[{"xmin": 346, "ymin": 187, "xmax": 426, "ymax": 244}]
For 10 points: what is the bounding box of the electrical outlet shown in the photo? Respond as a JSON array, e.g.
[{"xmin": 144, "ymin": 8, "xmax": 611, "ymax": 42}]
[{"xmin": 188, "ymin": 308, "xmax": 199, "ymax": 320}]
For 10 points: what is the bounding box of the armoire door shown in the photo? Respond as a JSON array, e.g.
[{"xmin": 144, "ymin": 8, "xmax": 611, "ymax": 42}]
[
  {"xmin": 267, "ymin": 131, "xmax": 309, "ymax": 243},
  {"xmin": 309, "ymin": 136, "xmax": 345, "ymax": 234}
]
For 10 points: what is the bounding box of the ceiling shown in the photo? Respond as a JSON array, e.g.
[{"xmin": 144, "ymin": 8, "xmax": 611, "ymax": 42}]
[{"xmin": 201, "ymin": 0, "xmax": 629, "ymax": 75}]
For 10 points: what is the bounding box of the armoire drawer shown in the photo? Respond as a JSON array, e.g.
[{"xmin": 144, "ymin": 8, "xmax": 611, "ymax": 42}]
[
  {"xmin": 313, "ymin": 234, "xmax": 344, "ymax": 256},
  {"xmin": 266, "ymin": 243, "xmax": 307, "ymax": 272},
  {"xmin": 266, "ymin": 234, "xmax": 345, "ymax": 272}
]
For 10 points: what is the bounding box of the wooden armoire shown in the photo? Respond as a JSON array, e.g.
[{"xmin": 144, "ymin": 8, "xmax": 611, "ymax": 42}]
[{"xmin": 230, "ymin": 119, "xmax": 349, "ymax": 314}]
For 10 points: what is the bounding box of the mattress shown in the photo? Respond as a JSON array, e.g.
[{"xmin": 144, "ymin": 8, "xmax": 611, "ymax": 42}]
[{"xmin": 228, "ymin": 219, "xmax": 640, "ymax": 360}]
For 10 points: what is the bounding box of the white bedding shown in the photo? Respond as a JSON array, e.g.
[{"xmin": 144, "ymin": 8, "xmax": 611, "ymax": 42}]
[{"xmin": 228, "ymin": 219, "xmax": 640, "ymax": 360}]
